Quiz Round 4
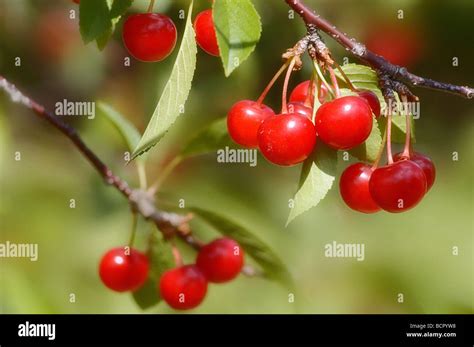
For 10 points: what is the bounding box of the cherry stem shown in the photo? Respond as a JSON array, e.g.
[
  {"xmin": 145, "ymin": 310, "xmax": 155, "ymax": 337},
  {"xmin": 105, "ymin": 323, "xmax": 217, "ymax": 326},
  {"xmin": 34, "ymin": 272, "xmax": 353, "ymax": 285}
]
[
  {"xmin": 334, "ymin": 61, "xmax": 357, "ymax": 92},
  {"xmin": 401, "ymin": 95, "xmax": 412, "ymax": 158},
  {"xmin": 256, "ymin": 61, "xmax": 290, "ymax": 105},
  {"xmin": 386, "ymin": 110, "xmax": 394, "ymax": 164},
  {"xmin": 148, "ymin": 155, "xmax": 183, "ymax": 196},
  {"xmin": 128, "ymin": 213, "xmax": 138, "ymax": 247},
  {"xmin": 137, "ymin": 161, "xmax": 147, "ymax": 189},
  {"xmin": 372, "ymin": 126, "xmax": 387, "ymax": 170},
  {"xmin": 281, "ymin": 58, "xmax": 296, "ymax": 114},
  {"xmin": 312, "ymin": 60, "xmax": 335, "ymax": 99},
  {"xmin": 328, "ymin": 66, "xmax": 341, "ymax": 98},
  {"xmin": 147, "ymin": 0, "xmax": 155, "ymax": 13},
  {"xmin": 171, "ymin": 244, "xmax": 183, "ymax": 267},
  {"xmin": 304, "ymin": 73, "xmax": 315, "ymax": 107}
]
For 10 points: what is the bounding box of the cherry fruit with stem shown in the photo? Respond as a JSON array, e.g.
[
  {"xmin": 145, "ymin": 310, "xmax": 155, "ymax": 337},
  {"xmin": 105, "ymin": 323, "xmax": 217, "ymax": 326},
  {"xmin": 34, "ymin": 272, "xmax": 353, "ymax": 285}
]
[{"xmin": 122, "ymin": 12, "xmax": 177, "ymax": 62}]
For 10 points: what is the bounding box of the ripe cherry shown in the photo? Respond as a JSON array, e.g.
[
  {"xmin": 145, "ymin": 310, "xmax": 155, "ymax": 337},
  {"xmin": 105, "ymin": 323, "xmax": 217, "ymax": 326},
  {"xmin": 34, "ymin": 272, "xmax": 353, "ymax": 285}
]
[
  {"xmin": 122, "ymin": 13, "xmax": 177, "ymax": 62},
  {"xmin": 194, "ymin": 9, "xmax": 219, "ymax": 56},
  {"xmin": 159, "ymin": 265, "xmax": 208, "ymax": 310},
  {"xmin": 227, "ymin": 100, "xmax": 275, "ymax": 148},
  {"xmin": 288, "ymin": 102, "xmax": 313, "ymax": 120},
  {"xmin": 73, "ymin": 0, "xmax": 80, "ymax": 4},
  {"xmin": 357, "ymin": 90, "xmax": 381, "ymax": 118},
  {"xmin": 258, "ymin": 113, "xmax": 317, "ymax": 166},
  {"xmin": 315, "ymin": 96, "xmax": 373, "ymax": 150},
  {"xmin": 369, "ymin": 160, "xmax": 427, "ymax": 213},
  {"xmin": 196, "ymin": 238, "xmax": 244, "ymax": 283},
  {"xmin": 339, "ymin": 163, "xmax": 381, "ymax": 214},
  {"xmin": 289, "ymin": 80, "xmax": 328, "ymax": 105},
  {"xmin": 393, "ymin": 152, "xmax": 436, "ymax": 191},
  {"xmin": 99, "ymin": 247, "xmax": 149, "ymax": 292}
]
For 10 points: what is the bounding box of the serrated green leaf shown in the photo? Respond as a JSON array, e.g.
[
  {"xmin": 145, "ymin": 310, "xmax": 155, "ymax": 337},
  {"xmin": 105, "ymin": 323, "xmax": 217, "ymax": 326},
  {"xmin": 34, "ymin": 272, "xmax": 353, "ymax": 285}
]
[
  {"xmin": 181, "ymin": 118, "xmax": 235, "ymax": 158},
  {"xmin": 189, "ymin": 207, "xmax": 293, "ymax": 287},
  {"xmin": 132, "ymin": 1, "xmax": 197, "ymax": 159},
  {"xmin": 286, "ymin": 143, "xmax": 337, "ymax": 225},
  {"xmin": 96, "ymin": 101, "xmax": 141, "ymax": 151},
  {"xmin": 79, "ymin": 0, "xmax": 112, "ymax": 44},
  {"xmin": 213, "ymin": 0, "xmax": 262, "ymax": 76},
  {"xmin": 132, "ymin": 230, "xmax": 175, "ymax": 309}
]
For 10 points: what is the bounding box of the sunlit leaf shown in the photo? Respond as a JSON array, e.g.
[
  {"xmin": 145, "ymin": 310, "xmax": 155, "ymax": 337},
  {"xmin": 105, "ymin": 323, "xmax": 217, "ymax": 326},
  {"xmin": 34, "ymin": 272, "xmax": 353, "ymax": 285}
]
[{"xmin": 132, "ymin": 1, "xmax": 197, "ymax": 159}]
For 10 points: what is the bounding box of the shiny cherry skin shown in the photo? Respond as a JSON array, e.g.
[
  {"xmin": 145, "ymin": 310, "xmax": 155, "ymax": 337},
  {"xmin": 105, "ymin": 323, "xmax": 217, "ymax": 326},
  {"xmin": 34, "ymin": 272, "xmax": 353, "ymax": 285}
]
[
  {"xmin": 258, "ymin": 113, "xmax": 317, "ymax": 166},
  {"xmin": 315, "ymin": 96, "xmax": 373, "ymax": 150},
  {"xmin": 99, "ymin": 247, "xmax": 149, "ymax": 292},
  {"xmin": 289, "ymin": 80, "xmax": 328, "ymax": 105},
  {"xmin": 357, "ymin": 90, "xmax": 381, "ymax": 118},
  {"xmin": 369, "ymin": 160, "xmax": 427, "ymax": 213},
  {"xmin": 194, "ymin": 9, "xmax": 219, "ymax": 56},
  {"xmin": 122, "ymin": 13, "xmax": 177, "ymax": 62},
  {"xmin": 339, "ymin": 163, "xmax": 381, "ymax": 213},
  {"xmin": 227, "ymin": 100, "xmax": 275, "ymax": 148},
  {"xmin": 393, "ymin": 152, "xmax": 436, "ymax": 191},
  {"xmin": 288, "ymin": 102, "xmax": 313, "ymax": 119},
  {"xmin": 159, "ymin": 265, "xmax": 208, "ymax": 310},
  {"xmin": 196, "ymin": 238, "xmax": 244, "ymax": 283}
]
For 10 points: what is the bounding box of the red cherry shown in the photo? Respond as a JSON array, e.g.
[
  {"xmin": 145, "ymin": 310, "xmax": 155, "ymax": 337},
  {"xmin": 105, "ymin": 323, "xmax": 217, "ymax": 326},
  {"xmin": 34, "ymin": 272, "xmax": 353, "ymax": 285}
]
[
  {"xmin": 369, "ymin": 160, "xmax": 427, "ymax": 213},
  {"xmin": 289, "ymin": 80, "xmax": 328, "ymax": 105},
  {"xmin": 99, "ymin": 247, "xmax": 149, "ymax": 292},
  {"xmin": 315, "ymin": 96, "xmax": 373, "ymax": 150},
  {"xmin": 393, "ymin": 152, "xmax": 436, "ymax": 191},
  {"xmin": 73, "ymin": 0, "xmax": 80, "ymax": 4},
  {"xmin": 339, "ymin": 163, "xmax": 381, "ymax": 214},
  {"xmin": 227, "ymin": 100, "xmax": 275, "ymax": 148},
  {"xmin": 122, "ymin": 13, "xmax": 177, "ymax": 62},
  {"xmin": 196, "ymin": 238, "xmax": 244, "ymax": 283},
  {"xmin": 258, "ymin": 113, "xmax": 317, "ymax": 166},
  {"xmin": 194, "ymin": 9, "xmax": 219, "ymax": 56},
  {"xmin": 159, "ymin": 265, "xmax": 208, "ymax": 310},
  {"xmin": 288, "ymin": 102, "xmax": 313, "ymax": 119},
  {"xmin": 357, "ymin": 90, "xmax": 381, "ymax": 118}
]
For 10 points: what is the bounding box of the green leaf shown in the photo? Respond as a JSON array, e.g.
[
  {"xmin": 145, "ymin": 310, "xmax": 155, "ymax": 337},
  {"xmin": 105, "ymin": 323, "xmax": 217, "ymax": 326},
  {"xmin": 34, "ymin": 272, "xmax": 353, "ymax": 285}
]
[
  {"xmin": 79, "ymin": 0, "xmax": 112, "ymax": 44},
  {"xmin": 110, "ymin": 0, "xmax": 133, "ymax": 18},
  {"xmin": 213, "ymin": 0, "xmax": 262, "ymax": 76},
  {"xmin": 132, "ymin": 230, "xmax": 175, "ymax": 309},
  {"xmin": 190, "ymin": 207, "xmax": 293, "ymax": 287},
  {"xmin": 286, "ymin": 143, "xmax": 338, "ymax": 225},
  {"xmin": 96, "ymin": 101, "xmax": 141, "ymax": 152},
  {"xmin": 132, "ymin": 1, "xmax": 197, "ymax": 159},
  {"xmin": 181, "ymin": 118, "xmax": 235, "ymax": 158},
  {"xmin": 349, "ymin": 117, "xmax": 383, "ymax": 162}
]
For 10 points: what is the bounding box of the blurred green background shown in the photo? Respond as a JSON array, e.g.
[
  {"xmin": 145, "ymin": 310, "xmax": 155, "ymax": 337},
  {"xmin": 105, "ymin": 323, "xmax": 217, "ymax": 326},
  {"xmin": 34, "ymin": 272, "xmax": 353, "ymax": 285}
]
[{"xmin": 0, "ymin": 0, "xmax": 473, "ymax": 314}]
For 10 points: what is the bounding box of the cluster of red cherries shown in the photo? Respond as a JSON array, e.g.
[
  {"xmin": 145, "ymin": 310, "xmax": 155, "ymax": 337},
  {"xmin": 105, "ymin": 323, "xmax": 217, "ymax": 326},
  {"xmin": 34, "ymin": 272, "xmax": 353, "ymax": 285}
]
[
  {"xmin": 99, "ymin": 238, "xmax": 244, "ymax": 310},
  {"xmin": 227, "ymin": 77, "xmax": 435, "ymax": 213},
  {"xmin": 74, "ymin": 1, "xmax": 219, "ymax": 60}
]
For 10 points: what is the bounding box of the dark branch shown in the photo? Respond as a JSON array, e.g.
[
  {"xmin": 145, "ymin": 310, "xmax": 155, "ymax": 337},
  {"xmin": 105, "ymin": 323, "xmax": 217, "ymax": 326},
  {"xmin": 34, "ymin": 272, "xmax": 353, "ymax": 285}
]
[
  {"xmin": 0, "ymin": 76, "xmax": 200, "ymax": 251},
  {"xmin": 285, "ymin": 0, "xmax": 474, "ymax": 99}
]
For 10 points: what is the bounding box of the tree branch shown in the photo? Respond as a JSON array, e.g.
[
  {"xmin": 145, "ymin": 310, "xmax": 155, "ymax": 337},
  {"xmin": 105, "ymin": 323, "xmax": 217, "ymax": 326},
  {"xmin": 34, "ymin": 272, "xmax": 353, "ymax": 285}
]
[
  {"xmin": 285, "ymin": 0, "xmax": 474, "ymax": 99},
  {"xmin": 0, "ymin": 75, "xmax": 197, "ymax": 249}
]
